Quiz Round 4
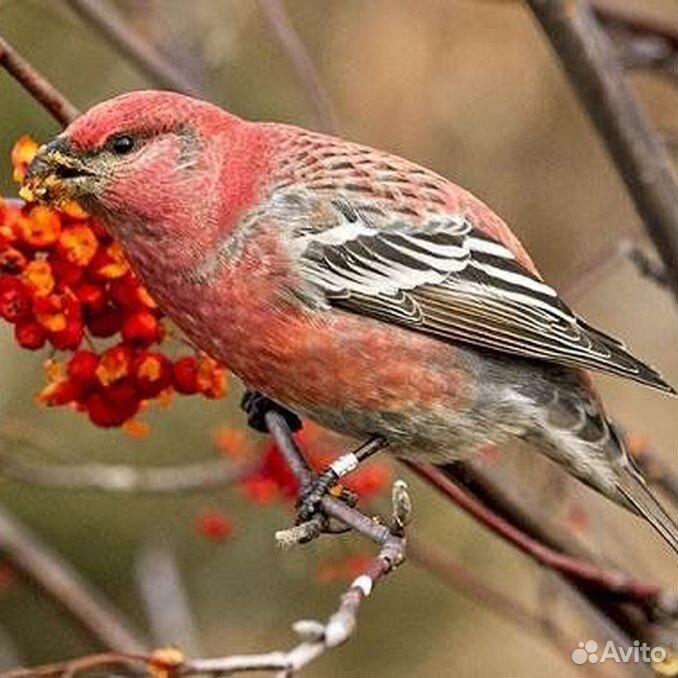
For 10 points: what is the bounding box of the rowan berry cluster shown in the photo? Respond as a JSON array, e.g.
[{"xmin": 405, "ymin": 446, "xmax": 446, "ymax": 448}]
[{"xmin": 0, "ymin": 137, "xmax": 226, "ymax": 431}]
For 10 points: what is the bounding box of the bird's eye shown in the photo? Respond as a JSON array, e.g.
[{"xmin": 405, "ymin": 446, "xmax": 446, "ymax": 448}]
[{"xmin": 108, "ymin": 135, "xmax": 136, "ymax": 155}]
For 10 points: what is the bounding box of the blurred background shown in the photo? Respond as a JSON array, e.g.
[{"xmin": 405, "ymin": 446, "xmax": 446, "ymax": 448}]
[{"xmin": 0, "ymin": 1, "xmax": 676, "ymax": 676}]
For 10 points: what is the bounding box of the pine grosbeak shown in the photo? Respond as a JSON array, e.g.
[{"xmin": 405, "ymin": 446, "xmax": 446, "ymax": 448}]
[{"xmin": 24, "ymin": 91, "xmax": 677, "ymax": 554}]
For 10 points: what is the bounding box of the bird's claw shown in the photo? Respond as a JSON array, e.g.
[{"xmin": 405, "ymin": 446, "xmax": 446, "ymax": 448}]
[
  {"xmin": 240, "ymin": 390, "xmax": 302, "ymax": 433},
  {"xmin": 296, "ymin": 470, "xmax": 358, "ymax": 525}
]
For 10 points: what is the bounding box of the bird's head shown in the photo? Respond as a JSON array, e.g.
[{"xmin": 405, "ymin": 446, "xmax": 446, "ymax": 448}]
[{"xmin": 22, "ymin": 91, "xmax": 257, "ymax": 258}]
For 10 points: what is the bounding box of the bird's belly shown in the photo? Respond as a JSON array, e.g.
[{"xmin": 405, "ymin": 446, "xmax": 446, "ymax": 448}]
[{"xmin": 171, "ymin": 283, "xmax": 515, "ymax": 460}]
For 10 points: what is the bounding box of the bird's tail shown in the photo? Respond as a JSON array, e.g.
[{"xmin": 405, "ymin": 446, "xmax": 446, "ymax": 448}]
[{"xmin": 615, "ymin": 461, "xmax": 678, "ymax": 557}]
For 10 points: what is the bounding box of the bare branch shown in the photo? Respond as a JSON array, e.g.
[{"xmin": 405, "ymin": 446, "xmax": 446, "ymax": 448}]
[
  {"xmin": 0, "ymin": 501, "xmax": 147, "ymax": 653},
  {"xmin": 0, "ymin": 35, "xmax": 79, "ymax": 126},
  {"xmin": 0, "ymin": 455, "xmax": 254, "ymax": 494},
  {"xmin": 526, "ymin": 0, "xmax": 678, "ymax": 299},
  {"xmin": 408, "ymin": 538, "xmax": 611, "ymax": 678},
  {"xmin": 258, "ymin": 0, "xmax": 339, "ymax": 134},
  {"xmin": 405, "ymin": 462, "xmax": 675, "ymax": 614},
  {"xmin": 64, "ymin": 0, "xmax": 203, "ymax": 97}
]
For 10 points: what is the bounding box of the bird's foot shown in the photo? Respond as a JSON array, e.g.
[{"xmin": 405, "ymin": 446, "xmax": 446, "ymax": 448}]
[
  {"xmin": 240, "ymin": 390, "xmax": 302, "ymax": 434},
  {"xmin": 296, "ymin": 470, "xmax": 359, "ymax": 525},
  {"xmin": 296, "ymin": 436, "xmax": 388, "ymax": 524}
]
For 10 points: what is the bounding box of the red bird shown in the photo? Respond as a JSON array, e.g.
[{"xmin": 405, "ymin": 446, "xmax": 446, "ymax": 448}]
[{"xmin": 25, "ymin": 91, "xmax": 677, "ymax": 554}]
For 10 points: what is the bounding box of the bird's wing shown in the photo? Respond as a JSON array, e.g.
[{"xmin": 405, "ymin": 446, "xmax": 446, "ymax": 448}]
[{"xmin": 282, "ymin": 192, "xmax": 673, "ymax": 393}]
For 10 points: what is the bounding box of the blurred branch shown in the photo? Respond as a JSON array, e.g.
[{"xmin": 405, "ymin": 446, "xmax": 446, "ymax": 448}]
[
  {"xmin": 0, "ymin": 500, "xmax": 147, "ymax": 653},
  {"xmin": 258, "ymin": 0, "xmax": 339, "ymax": 133},
  {"xmin": 134, "ymin": 544, "xmax": 201, "ymax": 655},
  {"xmin": 0, "ymin": 437, "xmax": 600, "ymax": 675},
  {"xmin": 440, "ymin": 462, "xmax": 678, "ymax": 653},
  {"xmin": 4, "ymin": 414, "xmax": 407, "ymax": 678},
  {"xmin": 621, "ymin": 242, "xmax": 670, "ymax": 289},
  {"xmin": 591, "ymin": 0, "xmax": 678, "ymax": 50},
  {"xmin": 526, "ymin": 0, "xmax": 678, "ymax": 299},
  {"xmin": 64, "ymin": 0, "xmax": 203, "ymax": 97},
  {"xmin": 0, "ymin": 455, "xmax": 254, "ymax": 494},
  {"xmin": 405, "ymin": 462, "xmax": 674, "ymax": 613},
  {"xmin": 408, "ymin": 538, "xmax": 611, "ymax": 678},
  {"xmin": 0, "ymin": 34, "xmax": 78, "ymax": 126}
]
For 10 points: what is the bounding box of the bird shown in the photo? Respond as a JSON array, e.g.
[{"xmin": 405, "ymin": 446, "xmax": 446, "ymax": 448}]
[{"xmin": 23, "ymin": 90, "xmax": 678, "ymax": 555}]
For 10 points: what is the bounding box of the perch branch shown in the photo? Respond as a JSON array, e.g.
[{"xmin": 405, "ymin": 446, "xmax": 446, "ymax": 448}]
[
  {"xmin": 0, "ymin": 501, "xmax": 147, "ymax": 653},
  {"xmin": 0, "ymin": 35, "xmax": 78, "ymax": 126},
  {"xmin": 64, "ymin": 0, "xmax": 202, "ymax": 97},
  {"xmin": 526, "ymin": 0, "xmax": 678, "ymax": 298}
]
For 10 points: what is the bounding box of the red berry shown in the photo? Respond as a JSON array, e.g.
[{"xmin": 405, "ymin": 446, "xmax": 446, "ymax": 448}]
[
  {"xmin": 86, "ymin": 388, "xmax": 139, "ymax": 427},
  {"xmin": 0, "ymin": 246, "xmax": 27, "ymax": 274},
  {"xmin": 196, "ymin": 511, "xmax": 233, "ymax": 542},
  {"xmin": 14, "ymin": 320, "xmax": 46, "ymax": 350},
  {"xmin": 109, "ymin": 275, "xmax": 144, "ymax": 310},
  {"xmin": 121, "ymin": 310, "xmax": 159, "ymax": 345},
  {"xmin": 67, "ymin": 350, "xmax": 99, "ymax": 388},
  {"xmin": 48, "ymin": 253, "xmax": 85, "ymax": 289},
  {"xmin": 173, "ymin": 356, "xmax": 199, "ymax": 394},
  {"xmin": 86, "ymin": 307, "xmax": 123, "ymax": 338},
  {"xmin": 50, "ymin": 319, "xmax": 84, "ymax": 350},
  {"xmin": 0, "ymin": 276, "xmax": 32, "ymax": 323},
  {"xmin": 133, "ymin": 352, "xmax": 173, "ymax": 398},
  {"xmin": 75, "ymin": 283, "xmax": 106, "ymax": 314}
]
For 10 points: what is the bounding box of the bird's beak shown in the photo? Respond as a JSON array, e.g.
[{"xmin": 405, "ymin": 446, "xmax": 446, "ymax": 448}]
[{"xmin": 21, "ymin": 137, "xmax": 94, "ymax": 206}]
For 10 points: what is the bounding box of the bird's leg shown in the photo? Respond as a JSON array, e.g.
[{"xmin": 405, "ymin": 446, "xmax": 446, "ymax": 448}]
[
  {"xmin": 296, "ymin": 435, "xmax": 389, "ymax": 523},
  {"xmin": 240, "ymin": 390, "xmax": 303, "ymax": 434},
  {"xmin": 240, "ymin": 390, "xmax": 389, "ymax": 525}
]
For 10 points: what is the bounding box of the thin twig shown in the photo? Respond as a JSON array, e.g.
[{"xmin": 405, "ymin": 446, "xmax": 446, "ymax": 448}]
[
  {"xmin": 258, "ymin": 0, "xmax": 339, "ymax": 134},
  {"xmin": 526, "ymin": 0, "xmax": 678, "ymax": 298},
  {"xmin": 0, "ymin": 35, "xmax": 79, "ymax": 126},
  {"xmin": 64, "ymin": 0, "xmax": 202, "ymax": 97},
  {"xmin": 0, "ymin": 501, "xmax": 147, "ymax": 653}
]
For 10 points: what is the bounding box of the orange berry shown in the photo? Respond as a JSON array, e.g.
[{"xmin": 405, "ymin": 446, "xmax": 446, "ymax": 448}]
[
  {"xmin": 196, "ymin": 356, "xmax": 227, "ymax": 399},
  {"xmin": 23, "ymin": 260, "xmax": 55, "ymax": 297},
  {"xmin": 17, "ymin": 207, "xmax": 61, "ymax": 248},
  {"xmin": 10, "ymin": 136, "xmax": 39, "ymax": 183},
  {"xmin": 133, "ymin": 352, "xmax": 173, "ymax": 397},
  {"xmin": 36, "ymin": 379, "xmax": 82, "ymax": 407},
  {"xmin": 214, "ymin": 426, "xmax": 250, "ymax": 458},
  {"xmin": 96, "ymin": 344, "xmax": 133, "ymax": 385},
  {"xmin": 88, "ymin": 242, "xmax": 129, "ymax": 280},
  {"xmin": 57, "ymin": 224, "xmax": 99, "ymax": 267}
]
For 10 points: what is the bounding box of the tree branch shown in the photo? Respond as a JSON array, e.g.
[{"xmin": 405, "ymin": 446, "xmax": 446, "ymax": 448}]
[
  {"xmin": 258, "ymin": 0, "xmax": 339, "ymax": 134},
  {"xmin": 526, "ymin": 0, "xmax": 678, "ymax": 299},
  {"xmin": 0, "ymin": 501, "xmax": 147, "ymax": 653},
  {"xmin": 64, "ymin": 0, "xmax": 203, "ymax": 97},
  {"xmin": 0, "ymin": 35, "xmax": 79, "ymax": 126},
  {"xmin": 405, "ymin": 462, "xmax": 676, "ymax": 613}
]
